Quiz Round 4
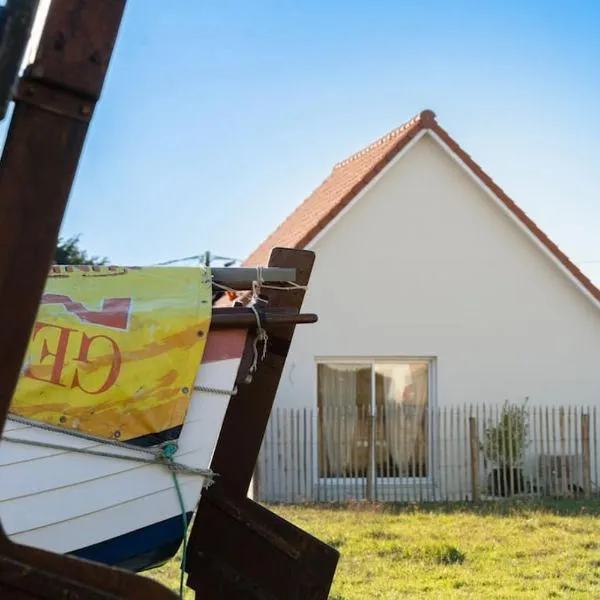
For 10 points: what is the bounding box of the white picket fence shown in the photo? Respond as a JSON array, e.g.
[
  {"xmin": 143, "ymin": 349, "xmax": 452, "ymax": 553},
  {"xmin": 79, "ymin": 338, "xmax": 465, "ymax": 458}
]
[{"xmin": 251, "ymin": 404, "xmax": 600, "ymax": 503}]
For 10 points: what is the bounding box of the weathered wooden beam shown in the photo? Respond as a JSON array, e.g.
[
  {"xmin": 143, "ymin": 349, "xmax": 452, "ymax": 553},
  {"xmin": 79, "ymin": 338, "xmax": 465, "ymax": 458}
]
[
  {"xmin": 0, "ymin": 0, "xmax": 40, "ymax": 120},
  {"xmin": 211, "ymin": 266, "xmax": 297, "ymax": 288},
  {"xmin": 206, "ymin": 248, "xmax": 316, "ymax": 495},
  {"xmin": 186, "ymin": 248, "xmax": 340, "ymax": 599},
  {"xmin": 210, "ymin": 306, "xmax": 317, "ymax": 329},
  {"xmin": 0, "ymin": 0, "xmax": 127, "ymax": 425},
  {"xmin": 0, "ymin": 1, "xmax": 177, "ymax": 598}
]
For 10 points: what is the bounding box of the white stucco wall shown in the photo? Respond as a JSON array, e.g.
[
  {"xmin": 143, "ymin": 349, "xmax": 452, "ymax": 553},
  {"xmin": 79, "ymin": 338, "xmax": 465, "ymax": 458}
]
[{"xmin": 256, "ymin": 132, "xmax": 600, "ymax": 502}]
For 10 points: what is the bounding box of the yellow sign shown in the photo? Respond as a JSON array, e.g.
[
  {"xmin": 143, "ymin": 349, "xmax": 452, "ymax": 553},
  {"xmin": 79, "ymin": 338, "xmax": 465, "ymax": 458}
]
[{"xmin": 9, "ymin": 265, "xmax": 212, "ymax": 442}]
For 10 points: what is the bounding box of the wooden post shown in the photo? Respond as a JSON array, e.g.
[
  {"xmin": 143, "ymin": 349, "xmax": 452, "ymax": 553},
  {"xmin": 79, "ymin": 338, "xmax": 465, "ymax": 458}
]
[
  {"xmin": 582, "ymin": 413, "xmax": 591, "ymax": 498},
  {"xmin": 0, "ymin": 1, "xmax": 177, "ymax": 597},
  {"xmin": 469, "ymin": 416, "xmax": 480, "ymax": 502},
  {"xmin": 559, "ymin": 408, "xmax": 568, "ymax": 496},
  {"xmin": 186, "ymin": 248, "xmax": 339, "ymax": 599},
  {"xmin": 366, "ymin": 413, "xmax": 375, "ymax": 501}
]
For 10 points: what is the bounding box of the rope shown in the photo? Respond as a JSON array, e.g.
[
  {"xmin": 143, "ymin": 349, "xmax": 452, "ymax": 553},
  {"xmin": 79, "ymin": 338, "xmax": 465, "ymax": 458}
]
[
  {"xmin": 244, "ymin": 303, "xmax": 268, "ymax": 384},
  {"xmin": 211, "ymin": 265, "xmax": 307, "ymax": 303},
  {"xmin": 0, "ymin": 434, "xmax": 215, "ymax": 478},
  {"xmin": 160, "ymin": 442, "xmax": 189, "ymax": 599},
  {"xmin": 2, "ymin": 416, "xmax": 208, "ymax": 599},
  {"xmin": 5, "ymin": 415, "xmax": 204, "ymax": 471},
  {"xmin": 194, "ymin": 384, "xmax": 237, "ymax": 397},
  {"xmin": 7, "ymin": 413, "xmax": 167, "ymax": 453},
  {"xmin": 260, "ymin": 282, "xmax": 307, "ymax": 291}
]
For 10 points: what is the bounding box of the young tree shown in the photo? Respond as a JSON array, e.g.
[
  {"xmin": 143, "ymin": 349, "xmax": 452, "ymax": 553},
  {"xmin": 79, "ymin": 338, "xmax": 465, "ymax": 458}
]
[{"xmin": 54, "ymin": 235, "xmax": 108, "ymax": 266}]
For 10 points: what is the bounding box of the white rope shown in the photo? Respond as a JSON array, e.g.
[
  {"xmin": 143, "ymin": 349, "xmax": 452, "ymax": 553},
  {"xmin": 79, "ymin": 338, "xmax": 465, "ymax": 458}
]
[
  {"xmin": 2, "ymin": 415, "xmax": 216, "ymax": 480},
  {"xmin": 213, "ymin": 265, "xmax": 304, "ymax": 384},
  {"xmin": 260, "ymin": 281, "xmax": 307, "ymax": 291},
  {"xmin": 1, "ymin": 435, "xmax": 215, "ymax": 478},
  {"xmin": 193, "ymin": 384, "xmax": 237, "ymax": 397},
  {"xmin": 7, "ymin": 413, "xmax": 155, "ymax": 450},
  {"xmin": 251, "ymin": 265, "xmax": 264, "ymax": 300},
  {"xmin": 244, "ymin": 303, "xmax": 268, "ymax": 384},
  {"xmin": 211, "ymin": 265, "xmax": 306, "ymax": 304},
  {"xmin": 212, "ymin": 279, "xmax": 305, "ymax": 294}
]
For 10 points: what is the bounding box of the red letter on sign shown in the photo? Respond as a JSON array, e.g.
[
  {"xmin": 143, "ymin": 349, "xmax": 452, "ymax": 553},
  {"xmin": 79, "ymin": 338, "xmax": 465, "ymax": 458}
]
[
  {"xmin": 24, "ymin": 322, "xmax": 75, "ymax": 387},
  {"xmin": 40, "ymin": 295, "xmax": 132, "ymax": 330},
  {"xmin": 71, "ymin": 333, "xmax": 123, "ymax": 395}
]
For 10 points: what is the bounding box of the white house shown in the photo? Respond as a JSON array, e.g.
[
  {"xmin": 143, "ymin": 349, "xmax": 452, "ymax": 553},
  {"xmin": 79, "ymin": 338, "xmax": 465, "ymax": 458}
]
[{"xmin": 236, "ymin": 110, "xmax": 600, "ymax": 503}]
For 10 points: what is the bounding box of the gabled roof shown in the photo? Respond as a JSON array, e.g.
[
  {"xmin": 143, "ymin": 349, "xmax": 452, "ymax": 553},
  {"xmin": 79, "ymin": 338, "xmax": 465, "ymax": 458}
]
[{"xmin": 239, "ymin": 109, "xmax": 600, "ymax": 305}]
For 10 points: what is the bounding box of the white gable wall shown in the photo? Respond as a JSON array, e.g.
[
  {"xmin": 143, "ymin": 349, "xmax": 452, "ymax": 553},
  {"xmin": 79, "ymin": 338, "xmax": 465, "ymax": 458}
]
[
  {"xmin": 257, "ymin": 133, "xmax": 600, "ymax": 501},
  {"xmin": 275, "ymin": 133, "xmax": 600, "ymax": 410}
]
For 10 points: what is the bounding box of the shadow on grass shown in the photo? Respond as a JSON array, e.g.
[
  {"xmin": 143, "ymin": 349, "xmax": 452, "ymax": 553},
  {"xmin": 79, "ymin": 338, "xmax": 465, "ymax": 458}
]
[{"xmin": 264, "ymin": 498, "xmax": 600, "ymax": 518}]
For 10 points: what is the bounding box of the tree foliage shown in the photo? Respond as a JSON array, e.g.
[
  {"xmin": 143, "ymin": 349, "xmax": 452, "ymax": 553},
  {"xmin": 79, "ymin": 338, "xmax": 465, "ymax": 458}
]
[{"xmin": 54, "ymin": 235, "xmax": 108, "ymax": 266}]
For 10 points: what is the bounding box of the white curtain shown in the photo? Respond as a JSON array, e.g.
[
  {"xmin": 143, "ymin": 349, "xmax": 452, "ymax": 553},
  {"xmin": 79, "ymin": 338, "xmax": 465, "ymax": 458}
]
[
  {"xmin": 319, "ymin": 366, "xmax": 359, "ymax": 476},
  {"xmin": 384, "ymin": 363, "xmax": 428, "ymax": 475}
]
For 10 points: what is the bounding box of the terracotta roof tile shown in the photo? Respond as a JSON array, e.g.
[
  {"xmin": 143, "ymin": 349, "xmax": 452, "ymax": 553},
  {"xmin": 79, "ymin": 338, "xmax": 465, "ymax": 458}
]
[
  {"xmin": 242, "ymin": 110, "xmax": 434, "ymax": 267},
  {"xmin": 234, "ymin": 109, "xmax": 600, "ymax": 306}
]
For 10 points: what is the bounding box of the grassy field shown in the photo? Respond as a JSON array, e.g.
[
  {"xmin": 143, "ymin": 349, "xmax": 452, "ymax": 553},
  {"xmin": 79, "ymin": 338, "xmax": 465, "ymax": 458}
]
[{"xmin": 148, "ymin": 500, "xmax": 600, "ymax": 599}]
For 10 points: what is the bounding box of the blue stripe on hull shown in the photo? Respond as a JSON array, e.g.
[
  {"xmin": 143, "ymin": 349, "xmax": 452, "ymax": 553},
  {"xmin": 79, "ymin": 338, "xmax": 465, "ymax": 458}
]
[{"xmin": 68, "ymin": 511, "xmax": 195, "ymax": 573}]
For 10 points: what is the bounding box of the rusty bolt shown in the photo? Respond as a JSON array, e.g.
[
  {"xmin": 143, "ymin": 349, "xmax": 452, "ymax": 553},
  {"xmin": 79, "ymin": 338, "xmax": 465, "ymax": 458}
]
[
  {"xmin": 113, "ymin": 430, "xmax": 121, "ymax": 439},
  {"xmin": 80, "ymin": 104, "xmax": 91, "ymax": 116},
  {"xmin": 182, "ymin": 387, "xmax": 190, "ymax": 394}
]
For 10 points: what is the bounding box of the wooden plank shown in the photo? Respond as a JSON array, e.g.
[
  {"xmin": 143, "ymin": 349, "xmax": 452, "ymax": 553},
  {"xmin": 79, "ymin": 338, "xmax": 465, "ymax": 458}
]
[
  {"xmin": 211, "ymin": 266, "xmax": 297, "ymax": 287},
  {"xmin": 582, "ymin": 413, "xmax": 591, "ymax": 498},
  {"xmin": 0, "ymin": 0, "xmax": 40, "ymax": 120},
  {"xmin": 469, "ymin": 416, "xmax": 480, "ymax": 502},
  {"xmin": 197, "ymin": 247, "xmax": 315, "ymax": 496},
  {"xmin": 211, "ymin": 307, "xmax": 317, "ymax": 329},
  {"xmin": 186, "ymin": 247, "xmax": 340, "ymax": 599},
  {"xmin": 185, "ymin": 492, "xmax": 339, "ymax": 600}
]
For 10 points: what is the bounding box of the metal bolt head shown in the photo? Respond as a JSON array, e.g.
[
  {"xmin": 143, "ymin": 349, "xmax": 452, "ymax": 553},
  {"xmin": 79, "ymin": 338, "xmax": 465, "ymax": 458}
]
[
  {"xmin": 182, "ymin": 387, "xmax": 190, "ymax": 394},
  {"xmin": 80, "ymin": 104, "xmax": 91, "ymax": 116}
]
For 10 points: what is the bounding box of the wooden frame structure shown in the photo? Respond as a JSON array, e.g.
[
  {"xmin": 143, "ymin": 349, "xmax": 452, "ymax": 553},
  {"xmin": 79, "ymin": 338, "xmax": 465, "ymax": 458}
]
[{"xmin": 0, "ymin": 1, "xmax": 339, "ymax": 598}]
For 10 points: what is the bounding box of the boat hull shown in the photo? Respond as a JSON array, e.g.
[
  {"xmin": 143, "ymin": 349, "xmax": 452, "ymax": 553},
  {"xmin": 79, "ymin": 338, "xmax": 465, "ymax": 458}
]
[{"xmin": 0, "ymin": 328, "xmax": 247, "ymax": 572}]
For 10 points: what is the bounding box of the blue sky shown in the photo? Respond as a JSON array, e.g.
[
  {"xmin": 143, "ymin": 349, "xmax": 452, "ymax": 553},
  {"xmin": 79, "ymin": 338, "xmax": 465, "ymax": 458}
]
[{"xmin": 2, "ymin": 0, "xmax": 599, "ymax": 280}]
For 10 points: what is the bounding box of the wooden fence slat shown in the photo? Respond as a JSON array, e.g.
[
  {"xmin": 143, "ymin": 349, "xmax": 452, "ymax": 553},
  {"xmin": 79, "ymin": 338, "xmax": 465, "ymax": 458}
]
[
  {"xmin": 469, "ymin": 416, "xmax": 480, "ymax": 502},
  {"xmin": 582, "ymin": 413, "xmax": 591, "ymax": 498},
  {"xmin": 253, "ymin": 403, "xmax": 599, "ymax": 505}
]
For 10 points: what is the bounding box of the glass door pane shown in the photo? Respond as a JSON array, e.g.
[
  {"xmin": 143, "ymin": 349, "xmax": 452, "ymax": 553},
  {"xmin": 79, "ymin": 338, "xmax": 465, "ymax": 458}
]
[
  {"xmin": 317, "ymin": 363, "xmax": 371, "ymax": 477},
  {"xmin": 375, "ymin": 362, "xmax": 429, "ymax": 478}
]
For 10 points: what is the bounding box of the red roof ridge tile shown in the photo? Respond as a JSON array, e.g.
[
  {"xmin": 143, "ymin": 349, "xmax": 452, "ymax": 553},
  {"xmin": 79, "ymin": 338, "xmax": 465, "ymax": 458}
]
[{"xmin": 333, "ymin": 109, "xmax": 436, "ymax": 171}]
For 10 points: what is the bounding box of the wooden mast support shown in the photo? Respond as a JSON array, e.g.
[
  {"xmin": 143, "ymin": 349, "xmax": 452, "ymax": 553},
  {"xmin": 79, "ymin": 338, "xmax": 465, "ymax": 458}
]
[
  {"xmin": 185, "ymin": 248, "xmax": 340, "ymax": 600},
  {"xmin": 0, "ymin": 1, "xmax": 175, "ymax": 598},
  {"xmin": 210, "ymin": 266, "xmax": 297, "ymax": 288},
  {"xmin": 211, "ymin": 306, "xmax": 317, "ymax": 329}
]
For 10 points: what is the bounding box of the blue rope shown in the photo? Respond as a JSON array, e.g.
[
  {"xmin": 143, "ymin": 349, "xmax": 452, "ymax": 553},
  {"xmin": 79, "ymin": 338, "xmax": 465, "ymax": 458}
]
[{"xmin": 161, "ymin": 442, "xmax": 189, "ymax": 599}]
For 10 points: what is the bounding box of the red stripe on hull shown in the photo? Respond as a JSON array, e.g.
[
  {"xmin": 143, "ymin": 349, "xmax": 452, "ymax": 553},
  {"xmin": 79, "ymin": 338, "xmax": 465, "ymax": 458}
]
[{"xmin": 201, "ymin": 329, "xmax": 247, "ymax": 364}]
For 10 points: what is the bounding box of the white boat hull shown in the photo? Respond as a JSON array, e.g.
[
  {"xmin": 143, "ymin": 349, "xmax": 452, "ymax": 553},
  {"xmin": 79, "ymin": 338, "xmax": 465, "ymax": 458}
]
[{"xmin": 0, "ymin": 328, "xmax": 247, "ymax": 571}]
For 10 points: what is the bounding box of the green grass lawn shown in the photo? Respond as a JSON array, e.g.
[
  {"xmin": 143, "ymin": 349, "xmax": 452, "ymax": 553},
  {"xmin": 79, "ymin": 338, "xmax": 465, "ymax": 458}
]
[{"xmin": 148, "ymin": 500, "xmax": 600, "ymax": 599}]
